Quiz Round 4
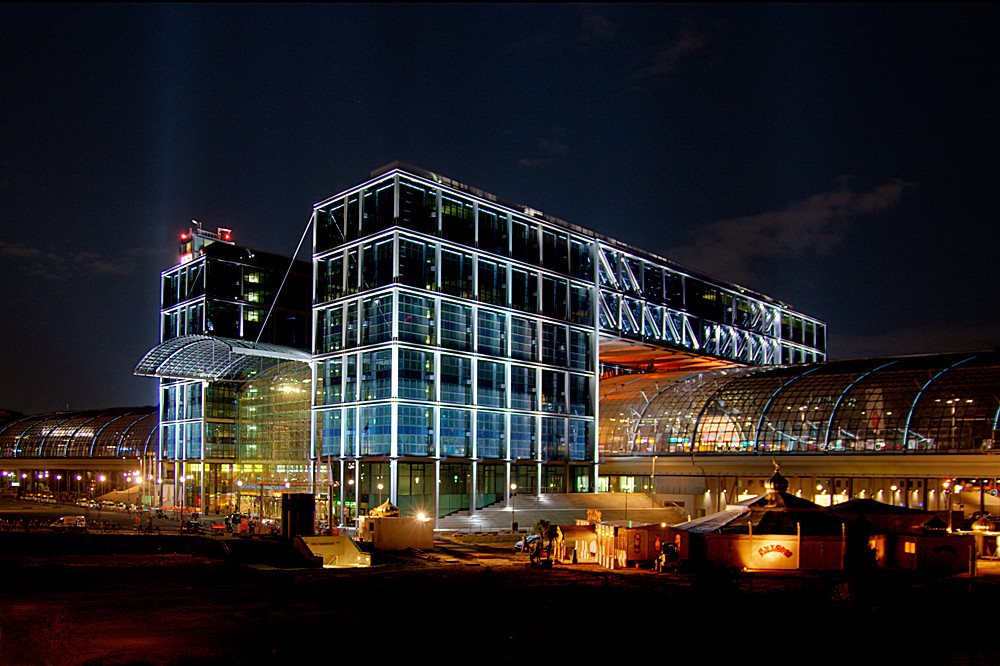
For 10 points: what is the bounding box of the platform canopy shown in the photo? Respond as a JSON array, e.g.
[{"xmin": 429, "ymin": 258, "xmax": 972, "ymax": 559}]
[{"xmin": 134, "ymin": 334, "xmax": 310, "ymax": 382}]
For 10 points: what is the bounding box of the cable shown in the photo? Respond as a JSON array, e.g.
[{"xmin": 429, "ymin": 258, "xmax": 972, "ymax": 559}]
[{"xmin": 254, "ymin": 215, "xmax": 313, "ymax": 348}]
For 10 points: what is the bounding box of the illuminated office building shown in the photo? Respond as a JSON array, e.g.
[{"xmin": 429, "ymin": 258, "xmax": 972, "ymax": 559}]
[
  {"xmin": 311, "ymin": 163, "xmax": 826, "ymax": 523},
  {"xmin": 148, "ymin": 222, "xmax": 311, "ymax": 513}
]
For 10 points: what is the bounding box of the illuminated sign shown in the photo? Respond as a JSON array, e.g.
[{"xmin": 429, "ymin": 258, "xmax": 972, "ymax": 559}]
[{"xmin": 757, "ymin": 544, "xmax": 794, "ymax": 558}]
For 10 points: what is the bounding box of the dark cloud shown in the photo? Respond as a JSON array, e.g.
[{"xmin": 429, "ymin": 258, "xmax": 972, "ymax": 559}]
[
  {"xmin": 663, "ymin": 178, "xmax": 915, "ymax": 285},
  {"xmin": 635, "ymin": 28, "xmax": 705, "ymax": 78},
  {"xmin": 518, "ymin": 133, "xmax": 570, "ymax": 169},
  {"xmin": 831, "ymin": 323, "xmax": 1000, "ymax": 360},
  {"xmin": 0, "ymin": 240, "xmax": 164, "ymax": 281},
  {"xmin": 577, "ymin": 12, "xmax": 617, "ymax": 43}
]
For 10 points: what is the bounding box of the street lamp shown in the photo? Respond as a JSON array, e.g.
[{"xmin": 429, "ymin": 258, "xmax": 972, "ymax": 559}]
[
  {"xmin": 510, "ymin": 483, "xmax": 517, "ymax": 531},
  {"xmin": 377, "ymin": 482, "xmax": 384, "ymax": 506},
  {"xmin": 348, "ymin": 478, "xmax": 355, "ymax": 523}
]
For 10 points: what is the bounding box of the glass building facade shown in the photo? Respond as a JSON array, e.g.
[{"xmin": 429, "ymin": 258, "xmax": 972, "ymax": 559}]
[
  {"xmin": 153, "ymin": 223, "xmax": 311, "ymax": 514},
  {"xmin": 130, "ymin": 165, "xmax": 827, "ymax": 523},
  {"xmin": 0, "ymin": 407, "xmax": 158, "ymax": 502},
  {"xmin": 600, "ymin": 351, "xmax": 1000, "ymax": 455},
  {"xmin": 312, "ymin": 163, "xmax": 826, "ymax": 522}
]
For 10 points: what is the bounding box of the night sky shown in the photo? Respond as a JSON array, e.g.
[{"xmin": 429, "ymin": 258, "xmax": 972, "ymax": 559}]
[{"xmin": 2, "ymin": 4, "xmax": 997, "ymax": 415}]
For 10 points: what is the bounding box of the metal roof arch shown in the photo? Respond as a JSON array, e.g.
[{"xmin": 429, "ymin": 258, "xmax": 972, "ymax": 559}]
[{"xmin": 134, "ymin": 334, "xmax": 310, "ymax": 382}]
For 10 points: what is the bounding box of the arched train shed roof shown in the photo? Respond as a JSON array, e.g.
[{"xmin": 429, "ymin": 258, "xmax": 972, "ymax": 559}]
[
  {"xmin": 599, "ymin": 350, "xmax": 1000, "ymax": 455},
  {"xmin": 0, "ymin": 407, "xmax": 158, "ymax": 459}
]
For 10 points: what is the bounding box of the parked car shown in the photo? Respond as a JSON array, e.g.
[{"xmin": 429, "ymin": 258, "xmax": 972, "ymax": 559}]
[{"xmin": 513, "ymin": 534, "xmax": 541, "ymax": 552}]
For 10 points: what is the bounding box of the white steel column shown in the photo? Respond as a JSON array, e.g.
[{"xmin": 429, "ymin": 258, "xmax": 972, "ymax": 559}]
[{"xmin": 433, "ymin": 458, "xmax": 441, "ymax": 529}]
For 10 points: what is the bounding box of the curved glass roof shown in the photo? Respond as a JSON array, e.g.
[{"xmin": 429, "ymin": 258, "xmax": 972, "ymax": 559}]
[
  {"xmin": 0, "ymin": 407, "xmax": 158, "ymax": 459},
  {"xmin": 599, "ymin": 351, "xmax": 1000, "ymax": 455},
  {"xmin": 134, "ymin": 334, "xmax": 310, "ymax": 382}
]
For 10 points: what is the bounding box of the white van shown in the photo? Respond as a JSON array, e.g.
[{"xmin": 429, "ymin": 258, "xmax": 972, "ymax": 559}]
[{"xmin": 50, "ymin": 516, "xmax": 87, "ymax": 530}]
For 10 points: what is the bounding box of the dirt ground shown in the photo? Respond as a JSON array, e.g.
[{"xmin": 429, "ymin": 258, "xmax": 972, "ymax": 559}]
[{"xmin": 2, "ymin": 526, "xmax": 999, "ymax": 665}]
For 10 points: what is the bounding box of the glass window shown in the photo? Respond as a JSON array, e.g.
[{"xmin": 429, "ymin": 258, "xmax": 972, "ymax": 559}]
[
  {"xmin": 317, "ymin": 305, "xmax": 343, "ymax": 355},
  {"xmin": 346, "ymin": 248, "xmax": 360, "ymax": 295},
  {"xmin": 399, "ymin": 181, "xmax": 438, "ymax": 235},
  {"xmin": 316, "ymin": 408, "xmax": 342, "ymax": 457},
  {"xmin": 344, "ymin": 301, "xmax": 359, "ymax": 349},
  {"xmin": 477, "ymin": 309, "xmax": 506, "ymax": 357},
  {"xmin": 477, "ymin": 360, "xmax": 506, "ymax": 408},
  {"xmin": 362, "ymin": 239, "xmax": 394, "ymax": 291},
  {"xmin": 542, "ymin": 229, "xmax": 569, "ymax": 275},
  {"xmin": 362, "ymin": 295, "xmax": 392, "ymax": 345},
  {"xmin": 398, "ymin": 294, "xmax": 435, "ymax": 345},
  {"xmin": 510, "ymin": 414, "xmax": 535, "ymax": 459},
  {"xmin": 510, "ymin": 316, "xmax": 537, "ymax": 362},
  {"xmin": 568, "ymin": 419, "xmax": 592, "ymax": 461},
  {"xmin": 398, "ymin": 349, "xmax": 434, "ymax": 401},
  {"xmin": 318, "ymin": 358, "xmax": 343, "ymax": 405},
  {"xmin": 343, "ymin": 407, "xmax": 357, "ymax": 456},
  {"xmin": 816, "ymin": 323, "xmax": 827, "ymax": 352},
  {"xmin": 478, "ymin": 259, "xmax": 507, "ymax": 306},
  {"xmin": 511, "ymin": 268, "xmax": 537, "ymax": 313},
  {"xmin": 686, "ymin": 280, "xmax": 725, "ymax": 321},
  {"xmin": 361, "ymin": 350, "xmax": 392, "ymax": 400},
  {"xmin": 207, "ymin": 301, "xmax": 239, "ymax": 338},
  {"xmin": 570, "ymin": 238, "xmax": 593, "ymax": 282},
  {"xmin": 359, "ymin": 405, "xmax": 391, "ymax": 455},
  {"xmin": 344, "ymin": 193, "xmax": 361, "ymax": 242},
  {"xmin": 440, "ymin": 355, "xmax": 472, "ymax": 404},
  {"xmin": 398, "ymin": 405, "xmax": 433, "ymax": 456},
  {"xmin": 318, "ymin": 254, "xmax": 344, "ymax": 304},
  {"xmin": 570, "ymin": 284, "xmax": 591, "ymax": 325},
  {"xmin": 542, "ymin": 417, "xmax": 565, "ymax": 460},
  {"xmin": 541, "ymin": 370, "xmax": 566, "ymax": 414},
  {"xmin": 398, "ymin": 238, "xmax": 436, "ymax": 291},
  {"xmin": 476, "ymin": 411, "xmax": 505, "ymax": 459},
  {"xmin": 205, "ymin": 422, "xmax": 236, "ymax": 459},
  {"xmin": 643, "ymin": 264, "xmax": 663, "ymax": 302},
  {"xmin": 343, "ymin": 355, "xmax": 358, "ymax": 403},
  {"xmin": 511, "ymin": 365, "xmax": 536, "ymax": 411},
  {"xmin": 511, "ymin": 218, "xmax": 539, "ymax": 265},
  {"xmin": 478, "ymin": 207, "xmax": 509, "ymax": 257},
  {"xmin": 541, "ymin": 323, "xmax": 567, "ymax": 367},
  {"xmin": 541, "ymin": 275, "xmax": 568, "ymax": 320},
  {"xmin": 441, "ymin": 195, "xmax": 475, "ymax": 247},
  {"xmin": 569, "ymin": 374, "xmax": 591, "ymax": 416},
  {"xmin": 205, "ymin": 383, "xmax": 235, "ymax": 419},
  {"xmin": 664, "ymin": 270, "xmax": 684, "ymax": 309},
  {"xmin": 361, "ymin": 181, "xmax": 394, "ymax": 237},
  {"xmin": 440, "ymin": 408, "xmax": 471, "ymax": 457},
  {"xmin": 316, "ymin": 200, "xmax": 346, "ymax": 253},
  {"xmin": 623, "ymin": 256, "xmax": 644, "ymax": 295},
  {"xmin": 440, "ymin": 302, "xmax": 472, "ymax": 352},
  {"xmin": 440, "ymin": 248, "xmax": 473, "ymax": 299}
]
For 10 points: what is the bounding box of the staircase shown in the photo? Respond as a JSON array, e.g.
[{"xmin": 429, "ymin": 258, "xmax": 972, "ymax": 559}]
[{"xmin": 436, "ymin": 493, "xmax": 687, "ymax": 532}]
